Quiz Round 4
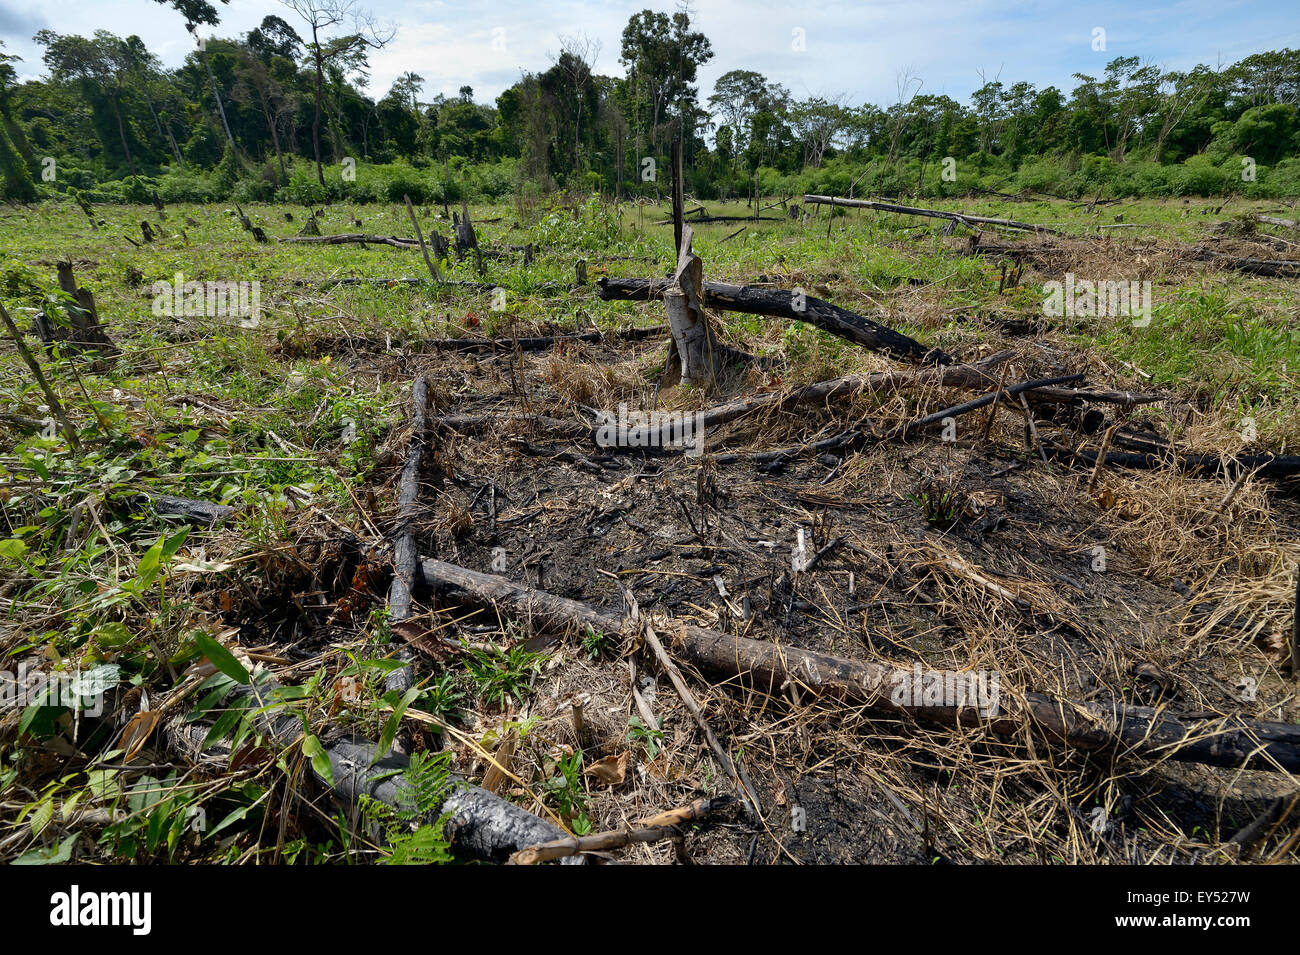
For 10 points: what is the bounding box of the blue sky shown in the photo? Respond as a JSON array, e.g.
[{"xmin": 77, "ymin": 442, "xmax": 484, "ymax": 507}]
[{"xmin": 2, "ymin": 0, "xmax": 1298, "ymax": 110}]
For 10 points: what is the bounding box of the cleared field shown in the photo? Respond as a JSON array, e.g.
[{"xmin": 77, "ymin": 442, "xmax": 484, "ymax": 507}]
[{"xmin": 0, "ymin": 193, "xmax": 1297, "ymax": 864}]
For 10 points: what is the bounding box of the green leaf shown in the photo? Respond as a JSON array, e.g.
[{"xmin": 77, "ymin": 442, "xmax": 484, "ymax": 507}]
[
  {"xmin": 29, "ymin": 798, "xmax": 54, "ymax": 836},
  {"xmin": 135, "ymin": 537, "xmax": 165, "ymax": 582},
  {"xmin": 94, "ymin": 622, "xmax": 135, "ymax": 649},
  {"xmin": 202, "ymin": 700, "xmax": 246, "ymax": 750},
  {"xmin": 13, "ymin": 832, "xmax": 78, "ymax": 865},
  {"xmin": 207, "ymin": 795, "xmax": 265, "ymax": 840},
  {"xmin": 161, "ymin": 527, "xmax": 190, "ymax": 561},
  {"xmin": 193, "ymin": 631, "xmax": 250, "ymax": 685},
  {"xmin": 0, "ymin": 538, "xmax": 28, "ymax": 562},
  {"xmin": 303, "ymin": 732, "xmax": 333, "ymax": 786},
  {"xmin": 372, "ymin": 687, "xmax": 420, "ymax": 766},
  {"xmin": 135, "ymin": 536, "xmax": 165, "ymax": 587}
]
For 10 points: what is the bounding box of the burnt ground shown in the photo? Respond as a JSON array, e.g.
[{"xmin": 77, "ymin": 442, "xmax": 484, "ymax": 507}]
[{"xmin": 264, "ymin": 293, "xmax": 1298, "ymax": 864}]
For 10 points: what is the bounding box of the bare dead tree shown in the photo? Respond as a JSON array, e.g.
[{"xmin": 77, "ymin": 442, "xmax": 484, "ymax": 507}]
[{"xmin": 279, "ymin": 0, "xmax": 395, "ymax": 185}]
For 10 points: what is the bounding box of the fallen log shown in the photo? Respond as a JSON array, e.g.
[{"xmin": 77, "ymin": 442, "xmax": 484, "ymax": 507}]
[
  {"xmin": 1189, "ymin": 247, "xmax": 1300, "ymax": 277},
  {"xmin": 201, "ymin": 670, "xmax": 580, "ymax": 863},
  {"xmin": 279, "ymin": 233, "xmax": 420, "ymax": 249},
  {"xmin": 592, "ymin": 351, "xmax": 1013, "ymax": 451},
  {"xmin": 1024, "ymin": 385, "xmax": 1162, "ymax": 408},
  {"xmin": 386, "ymin": 376, "xmax": 430, "ymax": 694},
  {"xmin": 427, "ymin": 326, "xmax": 665, "ymax": 353},
  {"xmin": 653, "ymin": 215, "xmax": 779, "ymax": 225},
  {"xmin": 309, "ymin": 326, "xmax": 664, "ymax": 355},
  {"xmin": 802, "ymin": 194, "xmax": 1064, "ymax": 236},
  {"xmin": 286, "ymin": 277, "xmax": 567, "ymax": 293},
  {"xmin": 418, "ymin": 558, "xmax": 1300, "ymax": 773},
  {"xmin": 1046, "ymin": 441, "xmax": 1300, "ymax": 479},
  {"xmin": 713, "ymin": 373, "xmax": 1085, "ymax": 465},
  {"xmin": 597, "ymin": 277, "xmax": 950, "ymax": 365}
]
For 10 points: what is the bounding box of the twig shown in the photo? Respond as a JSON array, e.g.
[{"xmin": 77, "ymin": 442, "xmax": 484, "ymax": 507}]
[
  {"xmin": 614, "ymin": 578, "xmax": 760, "ymax": 823},
  {"xmin": 0, "ymin": 302, "xmax": 80, "ymax": 449},
  {"xmin": 1087, "ymin": 423, "xmax": 1120, "ymax": 492},
  {"xmin": 404, "ymin": 193, "xmax": 443, "ymax": 285},
  {"xmin": 507, "ymin": 795, "xmax": 727, "ymax": 864}
]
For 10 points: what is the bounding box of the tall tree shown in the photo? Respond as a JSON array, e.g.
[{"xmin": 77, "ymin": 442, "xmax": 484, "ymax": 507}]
[
  {"xmin": 619, "ymin": 6, "xmax": 713, "ymax": 152},
  {"xmin": 153, "ymin": 0, "xmax": 238, "ymax": 152},
  {"xmin": 278, "ymin": 0, "xmax": 393, "ymax": 184}
]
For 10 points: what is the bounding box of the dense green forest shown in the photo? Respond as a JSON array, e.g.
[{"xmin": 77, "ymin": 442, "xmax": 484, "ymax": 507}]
[{"xmin": 3, "ymin": 0, "xmax": 1300, "ymax": 204}]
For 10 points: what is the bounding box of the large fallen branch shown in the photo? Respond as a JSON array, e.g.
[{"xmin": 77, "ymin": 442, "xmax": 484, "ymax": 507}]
[
  {"xmin": 303, "ymin": 326, "xmax": 665, "ymax": 355},
  {"xmin": 802, "ymin": 194, "xmax": 1064, "ymax": 236},
  {"xmin": 386, "ymin": 376, "xmax": 430, "ymax": 694},
  {"xmin": 598, "ymin": 277, "xmax": 950, "ymax": 365},
  {"xmin": 286, "ymin": 277, "xmax": 567, "ymax": 293},
  {"xmin": 279, "ymin": 233, "xmax": 420, "ymax": 249},
  {"xmin": 1189, "ymin": 247, "xmax": 1300, "ymax": 277},
  {"xmin": 592, "ymin": 352, "xmax": 1165, "ymax": 453},
  {"xmin": 420, "ymin": 326, "xmax": 665, "ymax": 353},
  {"xmin": 418, "ymin": 559, "xmax": 1300, "ymax": 773},
  {"xmin": 203, "ymin": 672, "xmax": 580, "ymax": 863},
  {"xmin": 593, "ymin": 352, "xmax": 1012, "ymax": 451},
  {"xmin": 653, "ymin": 215, "xmax": 779, "ymax": 225},
  {"xmin": 508, "ymin": 795, "xmax": 727, "ymax": 864},
  {"xmin": 1256, "ymin": 215, "xmax": 1298, "ymax": 229},
  {"xmin": 713, "ymin": 373, "xmax": 1085, "ymax": 465},
  {"xmin": 1047, "ymin": 441, "xmax": 1300, "ymax": 479}
]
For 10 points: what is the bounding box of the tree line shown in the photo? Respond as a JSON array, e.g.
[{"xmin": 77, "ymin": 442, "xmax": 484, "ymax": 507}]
[{"xmin": 2, "ymin": 0, "xmax": 1299, "ymax": 203}]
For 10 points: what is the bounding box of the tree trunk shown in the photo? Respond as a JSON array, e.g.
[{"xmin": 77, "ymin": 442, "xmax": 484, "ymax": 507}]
[
  {"xmin": 257, "ymin": 80, "xmax": 287, "ymax": 183},
  {"xmin": 662, "ymin": 224, "xmax": 717, "ymax": 388},
  {"xmin": 201, "ymin": 45, "xmax": 236, "ymax": 152},
  {"xmin": 111, "ymin": 96, "xmax": 138, "ymax": 178},
  {"xmin": 418, "ymin": 558, "xmax": 1300, "ymax": 774},
  {"xmin": 598, "ymin": 277, "xmax": 949, "ymax": 365},
  {"xmin": 34, "ymin": 261, "xmax": 116, "ymax": 357},
  {"xmin": 312, "ymin": 27, "xmax": 325, "ymax": 186}
]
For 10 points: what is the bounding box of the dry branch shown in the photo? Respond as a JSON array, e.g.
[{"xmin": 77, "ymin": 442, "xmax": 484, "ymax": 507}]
[
  {"xmin": 593, "ymin": 351, "xmax": 1014, "ymax": 451},
  {"xmin": 1048, "ymin": 441, "xmax": 1300, "ymax": 479},
  {"xmin": 0, "ymin": 302, "xmax": 80, "ymax": 449},
  {"xmin": 386, "ymin": 376, "xmax": 430, "ymax": 694},
  {"xmin": 802, "ymin": 194, "xmax": 1064, "ymax": 236},
  {"xmin": 418, "ymin": 558, "xmax": 1300, "ymax": 773},
  {"xmin": 715, "ymin": 373, "xmax": 1085, "ymax": 465},
  {"xmin": 598, "ymin": 277, "xmax": 949, "ymax": 365},
  {"xmin": 279, "ymin": 232, "xmax": 420, "ymax": 249},
  {"xmin": 1189, "ymin": 247, "xmax": 1300, "ymax": 277},
  {"xmin": 508, "ymin": 795, "xmax": 727, "ymax": 864}
]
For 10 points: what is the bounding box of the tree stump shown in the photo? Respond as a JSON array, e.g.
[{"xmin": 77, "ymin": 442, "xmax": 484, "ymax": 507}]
[
  {"xmin": 662, "ymin": 225, "xmax": 719, "ymax": 388},
  {"xmin": 33, "ymin": 261, "xmax": 117, "ymax": 358}
]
